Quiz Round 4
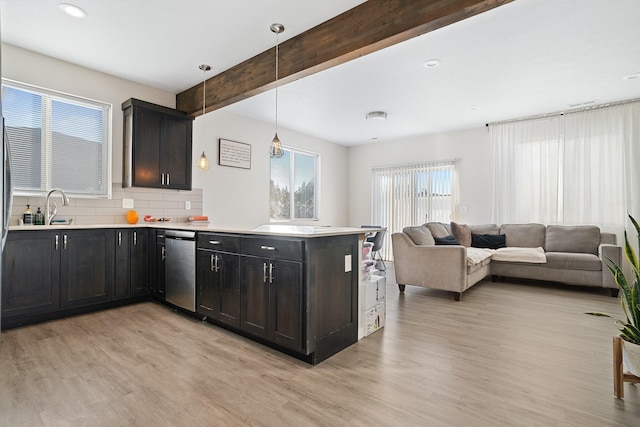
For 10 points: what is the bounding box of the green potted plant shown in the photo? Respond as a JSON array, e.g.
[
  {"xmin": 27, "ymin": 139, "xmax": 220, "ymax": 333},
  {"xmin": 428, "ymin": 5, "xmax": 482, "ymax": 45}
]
[{"xmin": 586, "ymin": 214, "xmax": 640, "ymax": 375}]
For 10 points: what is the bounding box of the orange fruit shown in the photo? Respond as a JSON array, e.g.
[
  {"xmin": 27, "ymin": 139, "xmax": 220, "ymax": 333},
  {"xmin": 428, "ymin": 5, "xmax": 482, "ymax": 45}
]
[{"xmin": 126, "ymin": 210, "xmax": 139, "ymax": 224}]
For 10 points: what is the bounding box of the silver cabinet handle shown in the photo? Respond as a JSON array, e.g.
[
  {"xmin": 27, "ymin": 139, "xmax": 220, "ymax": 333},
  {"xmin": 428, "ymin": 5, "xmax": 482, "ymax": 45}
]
[
  {"xmin": 133, "ymin": 231, "xmax": 137, "ymax": 246},
  {"xmin": 269, "ymin": 263, "xmax": 274, "ymax": 284},
  {"xmin": 166, "ymin": 174, "xmax": 170, "ymax": 185},
  {"xmin": 211, "ymin": 254, "xmax": 215, "ymax": 271},
  {"xmin": 263, "ymin": 262, "xmax": 268, "ymax": 283},
  {"xmin": 118, "ymin": 232, "xmax": 122, "ymax": 246},
  {"xmin": 161, "ymin": 246, "xmax": 165, "ymax": 261},
  {"xmin": 260, "ymin": 245, "xmax": 276, "ymax": 251},
  {"xmin": 63, "ymin": 234, "xmax": 68, "ymax": 250},
  {"xmin": 209, "ymin": 240, "xmax": 220, "ymax": 245},
  {"xmin": 161, "ymin": 173, "xmax": 165, "ymax": 185},
  {"xmin": 214, "ymin": 255, "xmax": 219, "ymax": 272},
  {"xmin": 55, "ymin": 235, "xmax": 59, "ymax": 250}
]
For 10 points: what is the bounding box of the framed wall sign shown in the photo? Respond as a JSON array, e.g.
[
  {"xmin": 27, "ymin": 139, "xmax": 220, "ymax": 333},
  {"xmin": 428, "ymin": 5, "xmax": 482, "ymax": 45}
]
[{"xmin": 219, "ymin": 138, "xmax": 251, "ymax": 169}]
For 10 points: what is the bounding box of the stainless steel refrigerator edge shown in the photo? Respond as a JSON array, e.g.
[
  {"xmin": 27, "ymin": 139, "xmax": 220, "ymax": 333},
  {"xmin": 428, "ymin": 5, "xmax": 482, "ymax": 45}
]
[{"xmin": 164, "ymin": 230, "xmax": 196, "ymax": 312}]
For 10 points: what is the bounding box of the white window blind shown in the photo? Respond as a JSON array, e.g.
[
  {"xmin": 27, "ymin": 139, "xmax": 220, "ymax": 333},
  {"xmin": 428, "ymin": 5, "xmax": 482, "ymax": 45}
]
[
  {"xmin": 2, "ymin": 80, "xmax": 112, "ymax": 198},
  {"xmin": 372, "ymin": 160, "xmax": 458, "ymax": 260}
]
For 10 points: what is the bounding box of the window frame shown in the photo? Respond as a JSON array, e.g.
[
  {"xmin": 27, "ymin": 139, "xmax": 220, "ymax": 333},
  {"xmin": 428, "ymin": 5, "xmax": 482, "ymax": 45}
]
[
  {"xmin": 269, "ymin": 146, "xmax": 320, "ymax": 222},
  {"xmin": 1, "ymin": 78, "xmax": 113, "ymax": 199}
]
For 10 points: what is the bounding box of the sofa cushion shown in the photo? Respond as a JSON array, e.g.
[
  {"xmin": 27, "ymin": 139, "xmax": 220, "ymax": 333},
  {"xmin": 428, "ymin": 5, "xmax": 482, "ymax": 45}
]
[
  {"xmin": 434, "ymin": 235, "xmax": 460, "ymax": 245},
  {"xmin": 451, "ymin": 222, "xmax": 471, "ymax": 247},
  {"xmin": 403, "ymin": 226, "xmax": 435, "ymax": 246},
  {"xmin": 545, "ymin": 225, "xmax": 600, "ymax": 255},
  {"xmin": 470, "ymin": 224, "xmax": 500, "ymax": 235},
  {"xmin": 426, "ymin": 222, "xmax": 451, "ymax": 238},
  {"xmin": 544, "ymin": 252, "xmax": 602, "ymax": 271},
  {"xmin": 499, "ymin": 223, "xmax": 546, "ymax": 248},
  {"xmin": 471, "ymin": 233, "xmax": 506, "ymax": 249}
]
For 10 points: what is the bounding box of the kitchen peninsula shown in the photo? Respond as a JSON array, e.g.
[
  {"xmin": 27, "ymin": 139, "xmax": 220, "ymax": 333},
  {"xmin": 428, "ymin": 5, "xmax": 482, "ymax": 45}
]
[{"xmin": 2, "ymin": 224, "xmax": 374, "ymax": 364}]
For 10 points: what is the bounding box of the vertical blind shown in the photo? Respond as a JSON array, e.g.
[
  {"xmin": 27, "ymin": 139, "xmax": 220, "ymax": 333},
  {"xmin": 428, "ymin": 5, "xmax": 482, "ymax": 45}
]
[
  {"xmin": 2, "ymin": 79, "xmax": 112, "ymax": 198},
  {"xmin": 371, "ymin": 160, "xmax": 457, "ymax": 261}
]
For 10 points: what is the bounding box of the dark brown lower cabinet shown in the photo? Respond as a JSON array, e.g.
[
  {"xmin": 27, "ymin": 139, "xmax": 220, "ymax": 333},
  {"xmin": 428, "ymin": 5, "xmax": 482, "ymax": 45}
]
[
  {"xmin": 115, "ymin": 229, "xmax": 149, "ymax": 299},
  {"xmin": 1, "ymin": 231, "xmax": 60, "ymax": 318},
  {"xmin": 60, "ymin": 229, "xmax": 114, "ymax": 308},
  {"xmin": 240, "ymin": 256, "xmax": 303, "ymax": 352},
  {"xmin": 197, "ymin": 249, "xmax": 240, "ymax": 328}
]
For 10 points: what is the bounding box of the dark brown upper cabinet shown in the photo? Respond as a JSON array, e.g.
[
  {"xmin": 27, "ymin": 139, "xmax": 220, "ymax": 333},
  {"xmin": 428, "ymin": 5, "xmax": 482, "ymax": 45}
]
[{"xmin": 122, "ymin": 98, "xmax": 193, "ymax": 190}]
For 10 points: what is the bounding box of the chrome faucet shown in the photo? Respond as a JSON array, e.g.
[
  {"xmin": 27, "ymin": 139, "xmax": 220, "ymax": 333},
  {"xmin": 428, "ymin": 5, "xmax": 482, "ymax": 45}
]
[{"xmin": 46, "ymin": 188, "xmax": 70, "ymax": 225}]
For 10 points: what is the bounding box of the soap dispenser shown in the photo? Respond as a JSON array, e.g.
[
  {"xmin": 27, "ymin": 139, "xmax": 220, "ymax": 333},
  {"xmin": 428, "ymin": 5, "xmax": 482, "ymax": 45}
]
[
  {"xmin": 23, "ymin": 205, "xmax": 33, "ymax": 225},
  {"xmin": 34, "ymin": 207, "xmax": 45, "ymax": 225}
]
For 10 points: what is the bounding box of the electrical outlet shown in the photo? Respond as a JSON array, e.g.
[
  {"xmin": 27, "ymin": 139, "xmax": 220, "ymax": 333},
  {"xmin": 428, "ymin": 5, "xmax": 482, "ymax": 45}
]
[
  {"xmin": 185, "ymin": 201, "xmax": 191, "ymax": 210},
  {"xmin": 122, "ymin": 198, "xmax": 134, "ymax": 209}
]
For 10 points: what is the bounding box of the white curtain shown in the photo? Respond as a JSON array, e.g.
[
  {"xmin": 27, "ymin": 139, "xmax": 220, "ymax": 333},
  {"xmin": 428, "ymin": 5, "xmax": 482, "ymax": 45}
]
[
  {"xmin": 490, "ymin": 100, "xmax": 640, "ymax": 229},
  {"xmin": 371, "ymin": 161, "xmax": 457, "ymax": 261}
]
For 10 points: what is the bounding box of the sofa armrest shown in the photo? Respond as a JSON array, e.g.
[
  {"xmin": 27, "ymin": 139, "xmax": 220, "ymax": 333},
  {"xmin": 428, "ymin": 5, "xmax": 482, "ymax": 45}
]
[
  {"xmin": 599, "ymin": 243, "xmax": 622, "ymax": 288},
  {"xmin": 391, "ymin": 233, "xmax": 467, "ymax": 293}
]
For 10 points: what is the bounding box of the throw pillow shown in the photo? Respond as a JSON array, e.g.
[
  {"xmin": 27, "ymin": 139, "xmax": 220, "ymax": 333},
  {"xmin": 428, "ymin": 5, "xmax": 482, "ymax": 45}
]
[
  {"xmin": 434, "ymin": 235, "xmax": 461, "ymax": 245},
  {"xmin": 451, "ymin": 222, "xmax": 471, "ymax": 247},
  {"xmin": 471, "ymin": 233, "xmax": 506, "ymax": 249},
  {"xmin": 403, "ymin": 226, "xmax": 435, "ymax": 245}
]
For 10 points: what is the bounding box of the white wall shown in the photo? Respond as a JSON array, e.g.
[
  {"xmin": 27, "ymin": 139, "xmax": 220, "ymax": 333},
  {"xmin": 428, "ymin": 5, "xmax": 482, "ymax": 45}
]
[
  {"xmin": 347, "ymin": 127, "xmax": 492, "ymax": 227},
  {"xmin": 2, "ymin": 43, "xmax": 176, "ymax": 183},
  {"xmin": 3, "ymin": 44, "xmax": 350, "ymax": 229},
  {"xmin": 192, "ymin": 109, "xmax": 349, "ymax": 228}
]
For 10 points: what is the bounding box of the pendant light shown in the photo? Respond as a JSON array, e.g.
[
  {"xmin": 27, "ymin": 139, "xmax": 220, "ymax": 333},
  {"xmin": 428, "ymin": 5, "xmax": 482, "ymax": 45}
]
[
  {"xmin": 197, "ymin": 64, "xmax": 211, "ymax": 171},
  {"xmin": 270, "ymin": 23, "xmax": 285, "ymax": 158}
]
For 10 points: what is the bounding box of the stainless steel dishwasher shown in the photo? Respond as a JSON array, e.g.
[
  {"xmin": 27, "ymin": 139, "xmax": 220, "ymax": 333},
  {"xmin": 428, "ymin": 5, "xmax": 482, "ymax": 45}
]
[{"xmin": 164, "ymin": 230, "xmax": 196, "ymax": 312}]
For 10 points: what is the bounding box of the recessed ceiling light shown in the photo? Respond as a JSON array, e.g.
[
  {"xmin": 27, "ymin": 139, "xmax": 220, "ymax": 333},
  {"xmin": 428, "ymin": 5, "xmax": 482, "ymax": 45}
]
[
  {"xmin": 623, "ymin": 73, "xmax": 640, "ymax": 81},
  {"xmin": 59, "ymin": 3, "xmax": 87, "ymax": 18},
  {"xmin": 366, "ymin": 111, "xmax": 387, "ymax": 121},
  {"xmin": 470, "ymin": 105, "xmax": 481, "ymax": 111},
  {"xmin": 423, "ymin": 59, "xmax": 441, "ymax": 68}
]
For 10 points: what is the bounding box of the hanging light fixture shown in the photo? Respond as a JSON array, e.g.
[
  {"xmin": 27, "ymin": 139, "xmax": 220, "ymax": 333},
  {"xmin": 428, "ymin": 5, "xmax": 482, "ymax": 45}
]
[
  {"xmin": 197, "ymin": 64, "xmax": 211, "ymax": 171},
  {"xmin": 270, "ymin": 23, "xmax": 285, "ymax": 158}
]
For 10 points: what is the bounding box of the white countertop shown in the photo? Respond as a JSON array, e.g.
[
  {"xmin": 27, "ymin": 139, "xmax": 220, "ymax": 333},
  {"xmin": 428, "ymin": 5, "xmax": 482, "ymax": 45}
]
[{"xmin": 9, "ymin": 223, "xmax": 377, "ymax": 238}]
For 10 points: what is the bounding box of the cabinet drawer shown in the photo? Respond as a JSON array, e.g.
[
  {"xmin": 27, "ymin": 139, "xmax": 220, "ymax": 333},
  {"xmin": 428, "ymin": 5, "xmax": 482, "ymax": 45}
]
[
  {"xmin": 198, "ymin": 233, "xmax": 240, "ymax": 253},
  {"xmin": 241, "ymin": 237, "xmax": 304, "ymax": 261}
]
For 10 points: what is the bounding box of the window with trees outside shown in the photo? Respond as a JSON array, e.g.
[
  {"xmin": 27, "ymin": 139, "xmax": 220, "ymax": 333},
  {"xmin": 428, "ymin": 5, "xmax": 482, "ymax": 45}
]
[
  {"xmin": 270, "ymin": 148, "xmax": 318, "ymax": 221},
  {"xmin": 1, "ymin": 79, "xmax": 111, "ymax": 198}
]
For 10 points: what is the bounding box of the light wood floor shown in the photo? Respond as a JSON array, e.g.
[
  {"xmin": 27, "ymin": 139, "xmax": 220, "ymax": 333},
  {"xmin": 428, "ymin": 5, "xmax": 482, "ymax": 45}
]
[{"xmin": 2, "ymin": 267, "xmax": 640, "ymax": 426}]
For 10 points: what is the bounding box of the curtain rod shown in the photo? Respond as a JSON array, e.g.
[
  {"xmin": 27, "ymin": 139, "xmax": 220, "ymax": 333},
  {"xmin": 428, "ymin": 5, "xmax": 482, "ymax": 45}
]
[{"xmin": 485, "ymin": 97, "xmax": 640, "ymax": 128}]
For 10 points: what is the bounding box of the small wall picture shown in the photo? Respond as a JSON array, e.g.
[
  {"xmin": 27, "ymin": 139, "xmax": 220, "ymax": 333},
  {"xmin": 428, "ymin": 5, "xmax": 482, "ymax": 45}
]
[{"xmin": 219, "ymin": 138, "xmax": 251, "ymax": 169}]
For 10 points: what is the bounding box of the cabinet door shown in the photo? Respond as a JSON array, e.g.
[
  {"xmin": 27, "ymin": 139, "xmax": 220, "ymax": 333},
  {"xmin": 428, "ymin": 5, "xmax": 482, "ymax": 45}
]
[
  {"xmin": 216, "ymin": 252, "xmax": 240, "ymax": 328},
  {"xmin": 155, "ymin": 243, "xmax": 166, "ymax": 299},
  {"xmin": 130, "ymin": 229, "xmax": 149, "ymax": 296},
  {"xmin": 1, "ymin": 231, "xmax": 60, "ymax": 318},
  {"xmin": 60, "ymin": 230, "xmax": 114, "ymax": 308},
  {"xmin": 197, "ymin": 249, "xmax": 215, "ymax": 317},
  {"xmin": 162, "ymin": 114, "xmax": 192, "ymax": 190},
  {"xmin": 240, "ymin": 256, "xmax": 270, "ymax": 339},
  {"xmin": 132, "ymin": 107, "xmax": 163, "ymax": 188},
  {"xmin": 271, "ymin": 259, "xmax": 303, "ymax": 352},
  {"xmin": 114, "ymin": 230, "xmax": 130, "ymax": 299}
]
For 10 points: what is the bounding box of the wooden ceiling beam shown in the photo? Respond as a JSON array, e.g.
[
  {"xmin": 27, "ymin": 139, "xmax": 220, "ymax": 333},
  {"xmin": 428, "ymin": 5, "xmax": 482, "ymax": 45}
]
[{"xmin": 176, "ymin": 0, "xmax": 513, "ymax": 116}]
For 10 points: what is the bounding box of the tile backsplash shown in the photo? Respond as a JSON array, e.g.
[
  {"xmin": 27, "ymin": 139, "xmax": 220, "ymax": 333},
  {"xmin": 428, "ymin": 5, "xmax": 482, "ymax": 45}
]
[{"xmin": 10, "ymin": 182, "xmax": 203, "ymax": 226}]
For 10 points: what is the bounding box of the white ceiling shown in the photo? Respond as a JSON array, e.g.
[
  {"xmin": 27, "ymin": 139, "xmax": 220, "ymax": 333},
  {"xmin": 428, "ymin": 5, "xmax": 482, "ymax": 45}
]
[{"xmin": 2, "ymin": 0, "xmax": 640, "ymax": 146}]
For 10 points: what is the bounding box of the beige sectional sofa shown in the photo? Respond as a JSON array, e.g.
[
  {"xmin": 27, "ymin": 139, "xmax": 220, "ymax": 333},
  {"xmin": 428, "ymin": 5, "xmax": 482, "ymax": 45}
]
[{"xmin": 391, "ymin": 222, "xmax": 622, "ymax": 301}]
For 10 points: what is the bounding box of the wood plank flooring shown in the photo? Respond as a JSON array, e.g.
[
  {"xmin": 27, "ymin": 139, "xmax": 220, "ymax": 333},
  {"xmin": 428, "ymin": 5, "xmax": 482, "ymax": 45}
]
[{"xmin": 2, "ymin": 267, "xmax": 640, "ymax": 426}]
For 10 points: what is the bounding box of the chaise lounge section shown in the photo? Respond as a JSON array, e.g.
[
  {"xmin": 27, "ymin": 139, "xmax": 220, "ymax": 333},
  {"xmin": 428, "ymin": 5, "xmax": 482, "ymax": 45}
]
[{"xmin": 391, "ymin": 222, "xmax": 622, "ymax": 301}]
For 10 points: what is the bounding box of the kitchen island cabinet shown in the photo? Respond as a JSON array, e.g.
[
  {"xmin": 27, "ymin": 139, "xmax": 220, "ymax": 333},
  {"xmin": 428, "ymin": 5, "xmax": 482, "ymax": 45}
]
[
  {"xmin": 122, "ymin": 98, "xmax": 193, "ymax": 190},
  {"xmin": 239, "ymin": 238, "xmax": 304, "ymax": 353},
  {"xmin": 196, "ymin": 233, "xmax": 241, "ymax": 328}
]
